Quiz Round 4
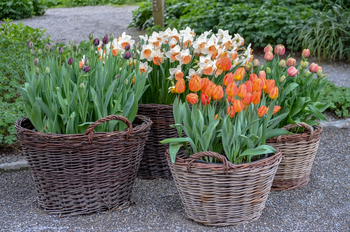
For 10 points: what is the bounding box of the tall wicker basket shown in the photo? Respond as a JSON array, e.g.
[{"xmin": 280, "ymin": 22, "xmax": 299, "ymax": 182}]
[
  {"xmin": 15, "ymin": 115, "xmax": 152, "ymax": 216},
  {"xmin": 166, "ymin": 149, "xmax": 282, "ymax": 226},
  {"xmin": 137, "ymin": 104, "xmax": 177, "ymax": 179},
  {"xmin": 266, "ymin": 122, "xmax": 323, "ymax": 191}
]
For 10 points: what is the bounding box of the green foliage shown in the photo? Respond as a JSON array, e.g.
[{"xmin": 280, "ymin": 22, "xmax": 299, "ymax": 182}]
[
  {"xmin": 42, "ymin": 0, "xmax": 144, "ymax": 8},
  {"xmin": 0, "ymin": 20, "xmax": 51, "ymax": 146},
  {"xmin": 293, "ymin": 4, "xmax": 350, "ymax": 61},
  {"xmin": 0, "ymin": 0, "xmax": 46, "ymax": 20},
  {"xmin": 320, "ymin": 81, "xmax": 350, "ymax": 118}
]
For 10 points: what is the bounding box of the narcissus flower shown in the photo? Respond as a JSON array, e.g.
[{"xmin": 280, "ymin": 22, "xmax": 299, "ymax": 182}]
[
  {"xmin": 264, "ymin": 52, "xmax": 273, "ymax": 61},
  {"xmin": 245, "ymin": 80, "xmax": 253, "ymax": 93},
  {"xmin": 175, "ymin": 78, "xmax": 186, "ymax": 93},
  {"xmin": 286, "ymin": 58, "xmax": 296, "ymax": 67},
  {"xmin": 251, "ymin": 91, "xmax": 261, "ymax": 105},
  {"xmin": 309, "ymin": 63, "xmax": 319, "ymax": 73},
  {"xmin": 274, "ymin": 44, "xmax": 285, "ymax": 56},
  {"xmin": 186, "ymin": 93, "xmax": 199, "ymax": 104},
  {"xmin": 269, "ymin": 86, "xmax": 279, "ymax": 99},
  {"xmin": 223, "ymin": 73, "xmax": 234, "ymax": 86},
  {"xmin": 264, "ymin": 44, "xmax": 273, "ymax": 53},
  {"xmin": 242, "ymin": 92, "xmax": 252, "ymax": 105},
  {"xmin": 237, "ymin": 84, "xmax": 247, "ymax": 98},
  {"xmin": 227, "ymin": 105, "xmax": 236, "ymax": 118},
  {"xmin": 233, "ymin": 99, "xmax": 244, "ymax": 113},
  {"xmin": 201, "ymin": 93, "xmax": 211, "ymax": 105},
  {"xmin": 302, "ymin": 49, "xmax": 310, "ymax": 58},
  {"xmin": 189, "ymin": 76, "xmax": 202, "ymax": 92},
  {"xmin": 226, "ymin": 81, "xmax": 238, "ymax": 97},
  {"xmin": 232, "ymin": 67, "xmax": 245, "ymax": 81},
  {"xmin": 287, "ymin": 66, "xmax": 298, "ymax": 77},
  {"xmin": 212, "ymin": 85, "xmax": 224, "ymax": 100},
  {"xmin": 216, "ymin": 55, "xmax": 232, "ymax": 71},
  {"xmin": 264, "ymin": 79, "xmax": 275, "ymax": 94},
  {"xmin": 112, "ymin": 49, "xmax": 119, "ymax": 57},
  {"xmin": 258, "ymin": 106, "xmax": 267, "ymax": 117}
]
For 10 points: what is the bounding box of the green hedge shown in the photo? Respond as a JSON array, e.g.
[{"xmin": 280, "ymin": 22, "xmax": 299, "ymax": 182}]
[{"xmin": 0, "ymin": 0, "xmax": 45, "ymax": 20}]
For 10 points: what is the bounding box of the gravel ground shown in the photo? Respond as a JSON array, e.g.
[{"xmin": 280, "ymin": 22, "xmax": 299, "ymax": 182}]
[{"xmin": 1, "ymin": 127, "xmax": 349, "ymax": 231}]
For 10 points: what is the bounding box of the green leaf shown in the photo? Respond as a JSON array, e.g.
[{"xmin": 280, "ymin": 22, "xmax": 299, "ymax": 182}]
[
  {"xmin": 290, "ymin": 97, "xmax": 306, "ymax": 117},
  {"xmin": 266, "ymin": 129, "xmax": 292, "ymax": 140},
  {"xmin": 169, "ymin": 143, "xmax": 182, "ymax": 163},
  {"xmin": 282, "ymin": 83, "xmax": 298, "ymax": 96}
]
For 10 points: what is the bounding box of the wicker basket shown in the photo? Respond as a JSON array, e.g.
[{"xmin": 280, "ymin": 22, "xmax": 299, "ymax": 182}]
[
  {"xmin": 166, "ymin": 149, "xmax": 282, "ymax": 226},
  {"xmin": 266, "ymin": 122, "xmax": 323, "ymax": 191},
  {"xmin": 137, "ymin": 104, "xmax": 177, "ymax": 179},
  {"xmin": 15, "ymin": 115, "xmax": 152, "ymax": 216}
]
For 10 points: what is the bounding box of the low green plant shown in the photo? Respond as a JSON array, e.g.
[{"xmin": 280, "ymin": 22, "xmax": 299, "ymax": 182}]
[
  {"xmin": 320, "ymin": 81, "xmax": 350, "ymax": 118},
  {"xmin": 0, "ymin": 0, "xmax": 45, "ymax": 20},
  {"xmin": 42, "ymin": 0, "xmax": 143, "ymax": 8}
]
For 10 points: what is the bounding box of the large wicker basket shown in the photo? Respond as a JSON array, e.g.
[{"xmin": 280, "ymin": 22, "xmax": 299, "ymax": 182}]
[
  {"xmin": 166, "ymin": 149, "xmax": 282, "ymax": 226},
  {"xmin": 137, "ymin": 104, "xmax": 177, "ymax": 179},
  {"xmin": 15, "ymin": 115, "xmax": 152, "ymax": 216},
  {"xmin": 266, "ymin": 122, "xmax": 323, "ymax": 191}
]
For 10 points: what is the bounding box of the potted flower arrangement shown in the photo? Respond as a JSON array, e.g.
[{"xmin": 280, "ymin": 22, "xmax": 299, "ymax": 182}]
[
  {"xmin": 15, "ymin": 42, "xmax": 152, "ymax": 216},
  {"xmin": 253, "ymin": 44, "xmax": 329, "ymax": 190},
  {"xmin": 133, "ymin": 27, "xmax": 253, "ymax": 179},
  {"xmin": 160, "ymin": 71, "xmax": 290, "ymax": 225}
]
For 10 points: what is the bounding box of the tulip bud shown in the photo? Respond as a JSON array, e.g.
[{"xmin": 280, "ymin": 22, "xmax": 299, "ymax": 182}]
[
  {"xmin": 124, "ymin": 44, "xmax": 131, "ymax": 51},
  {"xmin": 309, "ymin": 63, "xmax": 319, "ymax": 73},
  {"xmin": 37, "ymin": 48, "xmax": 42, "ymax": 55},
  {"xmin": 133, "ymin": 52, "xmax": 137, "ymax": 59},
  {"xmin": 301, "ymin": 61, "xmax": 309, "ymax": 69},
  {"xmin": 279, "ymin": 59, "xmax": 286, "ymax": 68},
  {"xmin": 226, "ymin": 82, "xmax": 238, "ymax": 97},
  {"xmin": 264, "ymin": 44, "xmax": 273, "ymax": 53},
  {"xmin": 251, "ymin": 91, "xmax": 261, "ymax": 105},
  {"xmin": 67, "ymin": 45, "xmax": 72, "ymax": 52},
  {"xmin": 124, "ymin": 51, "xmax": 131, "ymax": 59},
  {"xmin": 269, "ymin": 86, "xmax": 279, "ymax": 99},
  {"xmin": 237, "ymin": 84, "xmax": 247, "ymax": 98},
  {"xmin": 80, "ymin": 83, "xmax": 85, "ymax": 89},
  {"xmin": 124, "ymin": 79, "xmax": 129, "ymax": 85},
  {"xmin": 302, "ymin": 49, "xmax": 310, "ymax": 58},
  {"xmin": 27, "ymin": 41, "xmax": 33, "ymax": 49},
  {"xmin": 201, "ymin": 93, "xmax": 210, "ymax": 105},
  {"xmin": 266, "ymin": 67, "xmax": 271, "ymax": 74},
  {"xmin": 115, "ymin": 74, "xmax": 120, "ymax": 79},
  {"xmin": 274, "ymin": 44, "xmax": 285, "ymax": 56},
  {"xmin": 233, "ymin": 67, "xmax": 245, "ymax": 81},
  {"xmin": 85, "ymin": 59, "xmax": 89, "ymax": 66},
  {"xmin": 45, "ymin": 67, "xmax": 50, "ymax": 74},
  {"xmin": 30, "ymin": 48, "xmax": 35, "ymax": 55},
  {"xmin": 102, "ymin": 34, "xmax": 109, "ymax": 44},
  {"xmin": 93, "ymin": 38, "xmax": 100, "ymax": 47},
  {"xmin": 34, "ymin": 58, "xmax": 39, "ymax": 66},
  {"xmin": 212, "ymin": 85, "xmax": 224, "ymax": 101},
  {"xmin": 35, "ymin": 67, "xmax": 40, "ymax": 74},
  {"xmin": 56, "ymin": 87, "xmax": 59, "ymax": 91},
  {"xmin": 258, "ymin": 106, "xmax": 267, "ymax": 117},
  {"xmin": 317, "ymin": 69, "xmax": 322, "ymax": 78},
  {"xmin": 83, "ymin": 66, "xmax": 91, "ymax": 73},
  {"xmin": 78, "ymin": 49, "xmax": 82, "ymax": 55},
  {"xmin": 186, "ymin": 93, "xmax": 199, "ymax": 104},
  {"xmin": 110, "ymin": 34, "xmax": 115, "ymax": 41},
  {"xmin": 287, "ymin": 66, "xmax": 298, "ymax": 77},
  {"xmin": 73, "ymin": 44, "xmax": 78, "ymax": 51},
  {"xmin": 245, "ymin": 64, "xmax": 251, "ymax": 72},
  {"xmin": 58, "ymin": 47, "xmax": 64, "ymax": 54},
  {"xmin": 280, "ymin": 75, "xmax": 286, "ymax": 82},
  {"xmin": 253, "ymin": 59, "xmax": 260, "ymax": 67},
  {"xmin": 264, "ymin": 52, "xmax": 273, "ymax": 61},
  {"xmin": 233, "ymin": 100, "xmax": 244, "ymax": 113},
  {"xmin": 227, "ymin": 105, "xmax": 235, "ymax": 118},
  {"xmin": 88, "ymin": 33, "xmax": 94, "ymax": 40},
  {"xmin": 67, "ymin": 57, "xmax": 74, "ymax": 65},
  {"xmin": 305, "ymin": 71, "xmax": 312, "ymax": 78},
  {"xmin": 286, "ymin": 58, "xmax": 296, "ymax": 67},
  {"xmin": 44, "ymin": 44, "xmax": 50, "ymax": 52},
  {"xmin": 175, "ymin": 78, "xmax": 186, "ymax": 94}
]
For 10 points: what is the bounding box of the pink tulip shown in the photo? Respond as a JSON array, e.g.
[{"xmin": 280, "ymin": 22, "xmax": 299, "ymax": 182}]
[
  {"xmin": 309, "ymin": 63, "xmax": 319, "ymax": 73},
  {"xmin": 264, "ymin": 52, "xmax": 273, "ymax": 61},
  {"xmin": 274, "ymin": 44, "xmax": 285, "ymax": 56},
  {"xmin": 264, "ymin": 44, "xmax": 273, "ymax": 53},
  {"xmin": 287, "ymin": 66, "xmax": 298, "ymax": 77},
  {"xmin": 302, "ymin": 49, "xmax": 310, "ymax": 58}
]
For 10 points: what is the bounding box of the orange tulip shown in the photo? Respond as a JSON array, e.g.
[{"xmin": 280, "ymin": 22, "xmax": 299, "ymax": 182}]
[
  {"xmin": 264, "ymin": 79, "xmax": 275, "ymax": 94},
  {"xmin": 174, "ymin": 78, "xmax": 186, "ymax": 94},
  {"xmin": 175, "ymin": 71, "xmax": 184, "ymax": 81},
  {"xmin": 249, "ymin": 73, "xmax": 258, "ymax": 82},
  {"xmin": 273, "ymin": 106, "xmax": 281, "ymax": 115},
  {"xmin": 237, "ymin": 84, "xmax": 247, "ymax": 98},
  {"xmin": 186, "ymin": 93, "xmax": 199, "ymax": 104},
  {"xmin": 112, "ymin": 49, "xmax": 119, "ymax": 57},
  {"xmin": 269, "ymin": 86, "xmax": 279, "ymax": 99},
  {"xmin": 205, "ymin": 82, "xmax": 217, "ymax": 97},
  {"xmin": 216, "ymin": 55, "xmax": 232, "ymax": 71},
  {"xmin": 233, "ymin": 99, "xmax": 244, "ymax": 113},
  {"xmin": 227, "ymin": 105, "xmax": 235, "ymax": 118},
  {"xmin": 201, "ymin": 93, "xmax": 211, "ymax": 105},
  {"xmin": 79, "ymin": 61, "xmax": 84, "ymax": 69},
  {"xmin": 226, "ymin": 81, "xmax": 238, "ymax": 97},
  {"xmin": 258, "ymin": 106, "xmax": 267, "ymax": 117},
  {"xmin": 242, "ymin": 92, "xmax": 252, "ymax": 105},
  {"xmin": 214, "ymin": 114, "xmax": 219, "ymax": 120},
  {"xmin": 232, "ymin": 67, "xmax": 245, "ymax": 81},
  {"xmin": 201, "ymin": 78, "xmax": 210, "ymax": 92},
  {"xmin": 227, "ymin": 96, "xmax": 234, "ymax": 104},
  {"xmin": 189, "ymin": 76, "xmax": 201, "ymax": 92},
  {"xmin": 223, "ymin": 73, "xmax": 234, "ymax": 86},
  {"xmin": 253, "ymin": 78, "xmax": 264, "ymax": 92},
  {"xmin": 251, "ymin": 91, "xmax": 261, "ymax": 105},
  {"xmin": 245, "ymin": 80, "xmax": 253, "ymax": 93},
  {"xmin": 212, "ymin": 85, "xmax": 224, "ymax": 101}
]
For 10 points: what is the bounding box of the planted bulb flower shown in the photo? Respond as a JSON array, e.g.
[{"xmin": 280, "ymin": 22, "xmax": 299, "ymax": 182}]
[
  {"xmin": 125, "ymin": 44, "xmax": 131, "ymax": 51},
  {"xmin": 83, "ymin": 66, "xmax": 91, "ymax": 73},
  {"xmin": 110, "ymin": 34, "xmax": 115, "ymax": 41},
  {"xmin": 45, "ymin": 67, "xmax": 50, "ymax": 74},
  {"xmin": 186, "ymin": 93, "xmax": 199, "ymax": 104},
  {"xmin": 67, "ymin": 57, "xmax": 74, "ymax": 65},
  {"xmin": 309, "ymin": 63, "xmax": 318, "ymax": 73},
  {"xmin": 287, "ymin": 66, "xmax": 298, "ymax": 77},
  {"xmin": 124, "ymin": 52, "xmax": 131, "ymax": 59},
  {"xmin": 93, "ymin": 38, "xmax": 100, "ymax": 46},
  {"xmin": 30, "ymin": 49, "xmax": 35, "ymax": 55},
  {"xmin": 35, "ymin": 67, "xmax": 40, "ymax": 74},
  {"xmin": 302, "ymin": 49, "xmax": 310, "ymax": 58},
  {"xmin": 88, "ymin": 33, "xmax": 94, "ymax": 40},
  {"xmin": 102, "ymin": 34, "xmax": 109, "ymax": 44},
  {"xmin": 253, "ymin": 59, "xmax": 260, "ymax": 67},
  {"xmin": 27, "ymin": 41, "xmax": 33, "ymax": 49},
  {"xmin": 58, "ymin": 47, "xmax": 64, "ymax": 54},
  {"xmin": 37, "ymin": 49, "xmax": 42, "ymax": 55},
  {"xmin": 34, "ymin": 58, "xmax": 39, "ymax": 66},
  {"xmin": 286, "ymin": 58, "xmax": 296, "ymax": 67},
  {"xmin": 279, "ymin": 59, "xmax": 286, "ymax": 68},
  {"xmin": 264, "ymin": 44, "xmax": 273, "ymax": 53},
  {"xmin": 80, "ymin": 83, "xmax": 85, "ymax": 89},
  {"xmin": 274, "ymin": 44, "xmax": 285, "ymax": 56},
  {"xmin": 301, "ymin": 61, "xmax": 309, "ymax": 69},
  {"xmin": 258, "ymin": 106, "xmax": 267, "ymax": 117},
  {"xmin": 264, "ymin": 52, "xmax": 273, "ymax": 61}
]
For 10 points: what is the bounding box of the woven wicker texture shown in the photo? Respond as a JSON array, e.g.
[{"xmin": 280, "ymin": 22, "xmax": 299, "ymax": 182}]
[
  {"xmin": 266, "ymin": 123, "xmax": 323, "ymax": 191},
  {"xmin": 15, "ymin": 115, "xmax": 152, "ymax": 216},
  {"xmin": 166, "ymin": 149, "xmax": 282, "ymax": 226},
  {"xmin": 137, "ymin": 104, "xmax": 177, "ymax": 179}
]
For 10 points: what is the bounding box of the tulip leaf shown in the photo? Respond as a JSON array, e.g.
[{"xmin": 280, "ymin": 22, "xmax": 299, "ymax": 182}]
[
  {"xmin": 266, "ymin": 129, "xmax": 293, "ymax": 139},
  {"xmin": 290, "ymin": 97, "xmax": 305, "ymax": 117},
  {"xmin": 169, "ymin": 143, "xmax": 182, "ymax": 163},
  {"xmin": 282, "ymin": 83, "xmax": 298, "ymax": 96}
]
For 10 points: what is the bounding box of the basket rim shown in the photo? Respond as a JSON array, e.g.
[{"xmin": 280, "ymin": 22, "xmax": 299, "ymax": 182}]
[
  {"xmin": 138, "ymin": 103, "xmax": 173, "ymax": 109},
  {"xmin": 266, "ymin": 124, "xmax": 323, "ymax": 143},
  {"xmin": 15, "ymin": 114, "xmax": 152, "ymax": 139},
  {"xmin": 166, "ymin": 148, "xmax": 282, "ymax": 171}
]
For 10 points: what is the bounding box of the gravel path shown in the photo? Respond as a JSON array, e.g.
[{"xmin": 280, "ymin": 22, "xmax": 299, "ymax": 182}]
[{"xmin": 1, "ymin": 127, "xmax": 349, "ymax": 231}]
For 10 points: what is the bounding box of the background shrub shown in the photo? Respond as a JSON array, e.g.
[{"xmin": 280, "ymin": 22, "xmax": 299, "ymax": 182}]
[
  {"xmin": 42, "ymin": 0, "xmax": 144, "ymax": 8},
  {"xmin": 320, "ymin": 81, "xmax": 350, "ymax": 118},
  {"xmin": 0, "ymin": 0, "xmax": 45, "ymax": 20}
]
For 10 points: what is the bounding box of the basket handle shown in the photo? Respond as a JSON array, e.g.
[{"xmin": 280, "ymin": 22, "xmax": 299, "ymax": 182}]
[
  {"xmin": 84, "ymin": 115, "xmax": 133, "ymax": 144},
  {"xmin": 186, "ymin": 151, "xmax": 234, "ymax": 174},
  {"xmin": 277, "ymin": 122, "xmax": 314, "ymax": 143}
]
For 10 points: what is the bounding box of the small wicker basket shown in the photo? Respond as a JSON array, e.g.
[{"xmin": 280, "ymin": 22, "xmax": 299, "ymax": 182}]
[
  {"xmin": 15, "ymin": 115, "xmax": 152, "ymax": 216},
  {"xmin": 166, "ymin": 149, "xmax": 282, "ymax": 226},
  {"xmin": 266, "ymin": 122, "xmax": 323, "ymax": 191}
]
